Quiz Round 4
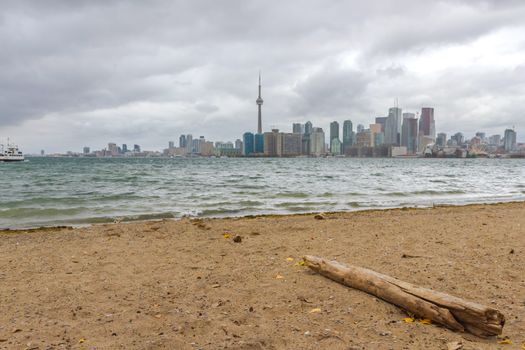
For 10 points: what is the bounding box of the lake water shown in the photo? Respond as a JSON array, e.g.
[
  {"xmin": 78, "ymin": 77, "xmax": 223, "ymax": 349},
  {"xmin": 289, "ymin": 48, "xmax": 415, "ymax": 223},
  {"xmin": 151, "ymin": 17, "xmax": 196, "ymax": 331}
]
[{"xmin": 1, "ymin": 157, "xmax": 524, "ymax": 229}]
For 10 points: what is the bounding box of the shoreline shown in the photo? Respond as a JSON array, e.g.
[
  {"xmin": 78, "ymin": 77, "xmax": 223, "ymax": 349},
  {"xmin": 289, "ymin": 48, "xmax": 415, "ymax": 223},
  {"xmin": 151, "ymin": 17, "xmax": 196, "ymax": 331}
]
[
  {"xmin": 2, "ymin": 198, "xmax": 525, "ymax": 233},
  {"xmin": 1, "ymin": 200, "xmax": 524, "ymax": 348}
]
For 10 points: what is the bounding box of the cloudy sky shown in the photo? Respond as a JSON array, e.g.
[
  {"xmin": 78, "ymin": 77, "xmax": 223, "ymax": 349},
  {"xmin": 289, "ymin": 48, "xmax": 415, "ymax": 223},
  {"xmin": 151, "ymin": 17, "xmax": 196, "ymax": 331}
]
[{"xmin": 1, "ymin": 0, "xmax": 524, "ymax": 153}]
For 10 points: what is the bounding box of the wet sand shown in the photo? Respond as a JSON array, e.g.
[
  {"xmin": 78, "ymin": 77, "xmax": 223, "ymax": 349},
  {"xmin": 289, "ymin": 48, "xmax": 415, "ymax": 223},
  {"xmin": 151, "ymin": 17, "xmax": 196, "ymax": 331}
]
[{"xmin": 1, "ymin": 202, "xmax": 524, "ymax": 349}]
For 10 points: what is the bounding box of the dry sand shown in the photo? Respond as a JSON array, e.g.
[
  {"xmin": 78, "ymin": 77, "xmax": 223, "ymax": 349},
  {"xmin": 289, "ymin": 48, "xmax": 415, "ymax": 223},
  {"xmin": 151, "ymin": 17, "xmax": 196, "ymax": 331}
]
[{"xmin": 1, "ymin": 202, "xmax": 524, "ymax": 349}]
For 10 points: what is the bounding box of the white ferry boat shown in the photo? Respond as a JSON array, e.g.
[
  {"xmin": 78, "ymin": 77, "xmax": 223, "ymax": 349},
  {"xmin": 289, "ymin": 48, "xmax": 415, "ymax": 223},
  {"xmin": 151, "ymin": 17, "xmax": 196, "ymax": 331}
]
[{"xmin": 0, "ymin": 140, "xmax": 25, "ymax": 162}]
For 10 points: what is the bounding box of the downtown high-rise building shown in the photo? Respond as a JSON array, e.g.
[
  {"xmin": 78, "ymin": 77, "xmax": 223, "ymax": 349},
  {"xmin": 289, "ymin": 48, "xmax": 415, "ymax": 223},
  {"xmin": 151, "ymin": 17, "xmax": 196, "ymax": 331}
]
[
  {"xmin": 436, "ymin": 133, "xmax": 447, "ymax": 147},
  {"xmin": 384, "ymin": 107, "xmax": 402, "ymax": 145},
  {"xmin": 401, "ymin": 115, "xmax": 418, "ymax": 154},
  {"xmin": 330, "ymin": 121, "xmax": 340, "ymax": 145},
  {"xmin": 310, "ymin": 127, "xmax": 325, "ymax": 156},
  {"xmin": 243, "ymin": 132, "xmax": 254, "ymax": 156},
  {"xmin": 419, "ymin": 107, "xmax": 436, "ymax": 140},
  {"xmin": 179, "ymin": 135, "xmax": 187, "ymax": 148},
  {"xmin": 254, "ymin": 133, "xmax": 264, "ymax": 153},
  {"xmin": 292, "ymin": 123, "xmax": 302, "ymax": 134},
  {"xmin": 186, "ymin": 134, "xmax": 193, "ymax": 153},
  {"xmin": 277, "ymin": 133, "xmax": 302, "ymax": 156},
  {"xmin": 342, "ymin": 120, "xmax": 354, "ymax": 152},
  {"xmin": 263, "ymin": 129, "xmax": 279, "ymax": 156},
  {"xmin": 302, "ymin": 121, "xmax": 313, "ymax": 155},
  {"xmin": 504, "ymin": 129, "xmax": 517, "ymax": 151}
]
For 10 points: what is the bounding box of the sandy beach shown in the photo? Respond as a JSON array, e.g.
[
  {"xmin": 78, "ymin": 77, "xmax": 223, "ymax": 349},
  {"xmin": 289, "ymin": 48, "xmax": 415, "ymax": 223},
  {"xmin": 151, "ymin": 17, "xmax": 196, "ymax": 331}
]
[{"xmin": 1, "ymin": 202, "xmax": 524, "ymax": 349}]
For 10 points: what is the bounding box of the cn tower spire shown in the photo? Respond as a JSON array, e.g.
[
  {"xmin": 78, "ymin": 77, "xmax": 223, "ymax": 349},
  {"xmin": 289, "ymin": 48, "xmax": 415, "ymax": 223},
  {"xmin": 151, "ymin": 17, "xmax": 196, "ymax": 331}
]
[{"xmin": 256, "ymin": 71, "xmax": 264, "ymax": 134}]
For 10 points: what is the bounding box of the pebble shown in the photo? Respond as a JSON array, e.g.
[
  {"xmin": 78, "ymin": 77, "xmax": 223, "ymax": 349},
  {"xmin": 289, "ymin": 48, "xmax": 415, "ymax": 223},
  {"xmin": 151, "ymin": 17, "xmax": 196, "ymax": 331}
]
[{"xmin": 233, "ymin": 235, "xmax": 242, "ymax": 243}]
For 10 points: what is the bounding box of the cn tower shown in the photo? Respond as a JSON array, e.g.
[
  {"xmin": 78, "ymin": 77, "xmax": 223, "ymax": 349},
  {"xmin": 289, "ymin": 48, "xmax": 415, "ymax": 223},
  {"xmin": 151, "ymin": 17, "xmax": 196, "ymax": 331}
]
[{"xmin": 256, "ymin": 72, "xmax": 263, "ymax": 134}]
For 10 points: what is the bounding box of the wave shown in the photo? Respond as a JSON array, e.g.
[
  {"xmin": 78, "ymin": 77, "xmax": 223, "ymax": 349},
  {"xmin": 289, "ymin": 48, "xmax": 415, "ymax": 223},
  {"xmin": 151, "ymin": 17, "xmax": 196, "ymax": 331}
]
[
  {"xmin": 0, "ymin": 207, "xmax": 91, "ymax": 218},
  {"xmin": 273, "ymin": 192, "xmax": 310, "ymax": 198},
  {"xmin": 385, "ymin": 190, "xmax": 466, "ymax": 197}
]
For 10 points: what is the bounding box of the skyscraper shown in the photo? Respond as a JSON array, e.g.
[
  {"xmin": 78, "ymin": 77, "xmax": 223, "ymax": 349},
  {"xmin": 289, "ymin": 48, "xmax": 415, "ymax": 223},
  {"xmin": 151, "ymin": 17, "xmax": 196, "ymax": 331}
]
[
  {"xmin": 263, "ymin": 129, "xmax": 279, "ymax": 156},
  {"xmin": 384, "ymin": 107, "xmax": 402, "ymax": 145},
  {"xmin": 504, "ymin": 129, "xmax": 517, "ymax": 152},
  {"xmin": 186, "ymin": 135, "xmax": 193, "ymax": 153},
  {"xmin": 179, "ymin": 135, "xmax": 187, "ymax": 148},
  {"xmin": 304, "ymin": 121, "xmax": 313, "ymax": 135},
  {"xmin": 419, "ymin": 107, "xmax": 436, "ymax": 140},
  {"xmin": 292, "ymin": 123, "xmax": 302, "ymax": 134},
  {"xmin": 342, "ymin": 120, "xmax": 354, "ymax": 152},
  {"xmin": 256, "ymin": 72, "xmax": 264, "ymax": 134},
  {"xmin": 310, "ymin": 127, "xmax": 325, "ymax": 156},
  {"xmin": 330, "ymin": 121, "xmax": 339, "ymax": 144},
  {"xmin": 254, "ymin": 133, "xmax": 264, "ymax": 154},
  {"xmin": 302, "ymin": 121, "xmax": 313, "ymax": 155},
  {"xmin": 401, "ymin": 116, "xmax": 418, "ymax": 154},
  {"xmin": 243, "ymin": 132, "xmax": 255, "ymax": 156}
]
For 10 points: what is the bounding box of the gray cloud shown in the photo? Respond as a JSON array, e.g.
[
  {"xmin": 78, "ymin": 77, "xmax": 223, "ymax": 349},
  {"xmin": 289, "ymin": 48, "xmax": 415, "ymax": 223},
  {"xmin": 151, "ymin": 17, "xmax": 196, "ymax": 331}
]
[{"xmin": 0, "ymin": 0, "xmax": 524, "ymax": 152}]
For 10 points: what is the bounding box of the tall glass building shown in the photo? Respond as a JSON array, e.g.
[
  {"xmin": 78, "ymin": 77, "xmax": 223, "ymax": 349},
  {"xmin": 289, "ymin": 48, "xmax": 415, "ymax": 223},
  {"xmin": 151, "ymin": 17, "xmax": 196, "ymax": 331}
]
[
  {"xmin": 254, "ymin": 133, "xmax": 264, "ymax": 154},
  {"xmin": 243, "ymin": 132, "xmax": 254, "ymax": 156}
]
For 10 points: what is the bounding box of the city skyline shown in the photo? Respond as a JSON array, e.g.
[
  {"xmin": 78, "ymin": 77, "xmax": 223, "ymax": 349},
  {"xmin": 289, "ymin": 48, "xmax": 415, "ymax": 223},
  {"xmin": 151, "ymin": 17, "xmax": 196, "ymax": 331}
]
[{"xmin": 1, "ymin": 1, "xmax": 525, "ymax": 153}]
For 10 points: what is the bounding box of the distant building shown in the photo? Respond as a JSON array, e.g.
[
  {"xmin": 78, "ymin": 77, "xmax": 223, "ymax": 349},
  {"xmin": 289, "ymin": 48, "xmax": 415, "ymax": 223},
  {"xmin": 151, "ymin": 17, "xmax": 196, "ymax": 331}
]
[
  {"xmin": 215, "ymin": 141, "xmax": 234, "ymax": 149},
  {"xmin": 179, "ymin": 135, "xmax": 187, "ymax": 148},
  {"xmin": 83, "ymin": 147, "xmax": 90, "ymax": 154},
  {"xmin": 436, "ymin": 133, "xmax": 447, "ymax": 147},
  {"xmin": 450, "ymin": 132, "xmax": 464, "ymax": 146},
  {"xmin": 504, "ymin": 129, "xmax": 517, "ymax": 152},
  {"xmin": 254, "ymin": 133, "xmax": 264, "ymax": 154},
  {"xmin": 418, "ymin": 135, "xmax": 435, "ymax": 154},
  {"xmin": 304, "ymin": 121, "xmax": 313, "ymax": 135},
  {"xmin": 384, "ymin": 107, "xmax": 402, "ymax": 145},
  {"xmin": 108, "ymin": 143, "xmax": 118, "ymax": 156},
  {"xmin": 292, "ymin": 123, "xmax": 302, "ymax": 134},
  {"xmin": 235, "ymin": 139, "xmax": 243, "ymax": 150},
  {"xmin": 373, "ymin": 132, "xmax": 384, "ymax": 147},
  {"xmin": 390, "ymin": 146, "xmax": 408, "ymax": 157},
  {"xmin": 375, "ymin": 117, "xmax": 387, "ymax": 132},
  {"xmin": 342, "ymin": 120, "xmax": 354, "ymax": 152},
  {"xmin": 243, "ymin": 132, "xmax": 255, "ymax": 156},
  {"xmin": 419, "ymin": 107, "xmax": 436, "ymax": 140},
  {"xmin": 356, "ymin": 124, "xmax": 365, "ymax": 133},
  {"xmin": 134, "ymin": 144, "xmax": 141, "ymax": 152},
  {"xmin": 186, "ymin": 135, "xmax": 193, "ymax": 153},
  {"xmin": 476, "ymin": 132, "xmax": 486, "ymax": 142},
  {"xmin": 369, "ymin": 123, "xmax": 383, "ymax": 147},
  {"xmin": 330, "ymin": 138, "xmax": 342, "ymax": 155},
  {"xmin": 436, "ymin": 132, "xmax": 447, "ymax": 147},
  {"xmin": 302, "ymin": 121, "xmax": 313, "ymax": 156},
  {"xmin": 401, "ymin": 116, "xmax": 418, "ymax": 154},
  {"xmin": 263, "ymin": 129, "xmax": 279, "ymax": 156},
  {"xmin": 310, "ymin": 127, "xmax": 325, "ymax": 156},
  {"xmin": 356, "ymin": 130, "xmax": 372, "ymax": 148},
  {"xmin": 329, "ymin": 121, "xmax": 339, "ymax": 150},
  {"xmin": 168, "ymin": 141, "xmax": 174, "ymax": 149},
  {"xmin": 122, "ymin": 144, "xmax": 128, "ymax": 153},
  {"xmin": 277, "ymin": 133, "xmax": 302, "ymax": 156},
  {"xmin": 200, "ymin": 141, "xmax": 214, "ymax": 156},
  {"xmin": 488, "ymin": 135, "xmax": 501, "ymax": 146}
]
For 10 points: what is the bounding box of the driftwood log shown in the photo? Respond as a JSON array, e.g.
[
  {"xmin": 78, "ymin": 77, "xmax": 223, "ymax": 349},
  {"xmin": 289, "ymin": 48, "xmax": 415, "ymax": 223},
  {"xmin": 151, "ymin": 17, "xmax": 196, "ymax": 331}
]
[{"xmin": 304, "ymin": 255, "xmax": 505, "ymax": 337}]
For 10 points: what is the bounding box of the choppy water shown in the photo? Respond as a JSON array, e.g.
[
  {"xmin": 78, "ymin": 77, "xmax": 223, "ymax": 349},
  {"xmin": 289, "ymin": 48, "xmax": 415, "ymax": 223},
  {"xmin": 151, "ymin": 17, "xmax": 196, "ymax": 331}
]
[{"xmin": 1, "ymin": 157, "xmax": 524, "ymax": 229}]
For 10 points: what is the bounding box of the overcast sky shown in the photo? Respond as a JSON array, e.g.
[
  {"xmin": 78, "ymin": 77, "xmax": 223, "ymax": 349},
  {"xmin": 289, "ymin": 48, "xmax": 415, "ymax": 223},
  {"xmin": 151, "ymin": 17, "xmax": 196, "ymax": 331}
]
[{"xmin": 1, "ymin": 0, "xmax": 524, "ymax": 153}]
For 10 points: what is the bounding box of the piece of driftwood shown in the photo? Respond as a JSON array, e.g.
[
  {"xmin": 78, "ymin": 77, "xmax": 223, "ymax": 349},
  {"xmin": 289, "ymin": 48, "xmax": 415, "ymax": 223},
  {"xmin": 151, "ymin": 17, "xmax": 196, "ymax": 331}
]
[{"xmin": 303, "ymin": 255, "xmax": 505, "ymax": 337}]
